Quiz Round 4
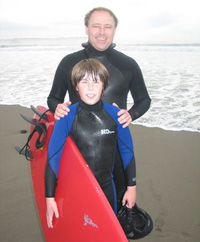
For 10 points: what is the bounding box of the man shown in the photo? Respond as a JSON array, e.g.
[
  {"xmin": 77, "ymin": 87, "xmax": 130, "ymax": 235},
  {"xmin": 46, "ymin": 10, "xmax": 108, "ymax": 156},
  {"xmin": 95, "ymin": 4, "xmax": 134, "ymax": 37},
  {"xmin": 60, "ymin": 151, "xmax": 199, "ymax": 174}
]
[{"xmin": 47, "ymin": 5, "xmax": 151, "ymax": 223}]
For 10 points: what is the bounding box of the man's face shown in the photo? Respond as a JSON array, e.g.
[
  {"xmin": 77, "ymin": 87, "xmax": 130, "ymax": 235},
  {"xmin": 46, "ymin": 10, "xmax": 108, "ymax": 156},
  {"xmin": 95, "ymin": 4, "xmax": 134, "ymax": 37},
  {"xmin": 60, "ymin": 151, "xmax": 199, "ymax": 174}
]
[{"xmin": 85, "ymin": 10, "xmax": 116, "ymax": 51}]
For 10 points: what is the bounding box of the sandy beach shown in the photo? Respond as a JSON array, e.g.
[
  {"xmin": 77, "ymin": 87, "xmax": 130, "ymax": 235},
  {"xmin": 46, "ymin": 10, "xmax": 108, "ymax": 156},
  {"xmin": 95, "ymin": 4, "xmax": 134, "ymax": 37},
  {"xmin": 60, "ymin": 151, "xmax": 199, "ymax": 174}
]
[{"xmin": 0, "ymin": 104, "xmax": 200, "ymax": 242}]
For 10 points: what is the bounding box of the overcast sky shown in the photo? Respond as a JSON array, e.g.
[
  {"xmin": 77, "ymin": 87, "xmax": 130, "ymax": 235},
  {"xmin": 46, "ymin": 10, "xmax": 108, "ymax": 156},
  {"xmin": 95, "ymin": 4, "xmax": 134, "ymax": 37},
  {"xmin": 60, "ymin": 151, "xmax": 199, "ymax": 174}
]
[{"xmin": 0, "ymin": 0, "xmax": 200, "ymax": 44}]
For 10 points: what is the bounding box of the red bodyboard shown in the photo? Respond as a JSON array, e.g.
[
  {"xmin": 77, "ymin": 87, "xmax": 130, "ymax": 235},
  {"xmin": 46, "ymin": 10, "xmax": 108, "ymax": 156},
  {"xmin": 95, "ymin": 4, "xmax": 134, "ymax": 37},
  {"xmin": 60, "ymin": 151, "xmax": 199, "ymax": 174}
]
[{"xmin": 29, "ymin": 106, "xmax": 128, "ymax": 241}]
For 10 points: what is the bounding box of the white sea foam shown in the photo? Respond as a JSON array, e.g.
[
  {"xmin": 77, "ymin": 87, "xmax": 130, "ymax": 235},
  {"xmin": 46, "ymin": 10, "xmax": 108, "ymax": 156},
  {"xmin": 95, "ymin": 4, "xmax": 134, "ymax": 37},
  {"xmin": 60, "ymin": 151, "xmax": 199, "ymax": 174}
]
[{"xmin": 0, "ymin": 41, "xmax": 200, "ymax": 132}]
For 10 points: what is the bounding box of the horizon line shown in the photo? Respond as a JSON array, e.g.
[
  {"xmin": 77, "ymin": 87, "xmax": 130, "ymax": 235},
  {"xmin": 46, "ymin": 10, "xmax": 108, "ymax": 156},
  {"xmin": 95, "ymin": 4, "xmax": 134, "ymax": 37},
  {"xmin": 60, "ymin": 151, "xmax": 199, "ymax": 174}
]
[{"xmin": 0, "ymin": 37, "xmax": 199, "ymax": 46}]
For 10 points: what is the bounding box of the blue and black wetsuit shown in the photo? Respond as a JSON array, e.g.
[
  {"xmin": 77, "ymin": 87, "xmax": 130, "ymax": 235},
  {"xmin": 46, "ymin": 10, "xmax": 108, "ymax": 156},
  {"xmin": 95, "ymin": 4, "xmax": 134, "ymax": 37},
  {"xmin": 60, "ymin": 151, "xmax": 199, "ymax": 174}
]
[
  {"xmin": 45, "ymin": 100, "xmax": 136, "ymax": 214},
  {"xmin": 47, "ymin": 42, "xmax": 148, "ymax": 209}
]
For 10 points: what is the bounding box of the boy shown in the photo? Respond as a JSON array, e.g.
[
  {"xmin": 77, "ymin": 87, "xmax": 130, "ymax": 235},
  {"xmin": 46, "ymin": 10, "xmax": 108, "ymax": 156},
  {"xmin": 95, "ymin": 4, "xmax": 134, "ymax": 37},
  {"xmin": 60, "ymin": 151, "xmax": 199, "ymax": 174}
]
[{"xmin": 45, "ymin": 59, "xmax": 136, "ymax": 228}]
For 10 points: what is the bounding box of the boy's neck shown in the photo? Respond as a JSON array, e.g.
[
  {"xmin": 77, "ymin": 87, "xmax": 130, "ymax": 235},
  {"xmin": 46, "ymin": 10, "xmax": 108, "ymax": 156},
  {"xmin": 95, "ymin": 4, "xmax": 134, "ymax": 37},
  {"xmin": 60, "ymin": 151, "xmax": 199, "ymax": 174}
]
[{"xmin": 79, "ymin": 99, "xmax": 103, "ymax": 111}]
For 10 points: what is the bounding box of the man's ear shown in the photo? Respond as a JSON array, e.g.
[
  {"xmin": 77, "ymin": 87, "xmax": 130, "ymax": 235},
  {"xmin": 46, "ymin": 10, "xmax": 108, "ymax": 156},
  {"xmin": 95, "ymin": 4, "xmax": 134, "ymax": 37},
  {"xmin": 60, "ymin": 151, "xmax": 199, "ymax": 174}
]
[{"xmin": 85, "ymin": 26, "xmax": 88, "ymax": 35}]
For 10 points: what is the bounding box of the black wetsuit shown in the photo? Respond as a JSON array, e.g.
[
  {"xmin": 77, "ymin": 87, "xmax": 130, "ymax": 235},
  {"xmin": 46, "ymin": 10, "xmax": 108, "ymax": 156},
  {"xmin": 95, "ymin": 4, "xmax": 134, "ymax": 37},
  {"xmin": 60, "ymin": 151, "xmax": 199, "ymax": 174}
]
[
  {"xmin": 47, "ymin": 42, "xmax": 151, "ymax": 207},
  {"xmin": 47, "ymin": 42, "xmax": 151, "ymax": 118},
  {"xmin": 45, "ymin": 100, "xmax": 136, "ymax": 213}
]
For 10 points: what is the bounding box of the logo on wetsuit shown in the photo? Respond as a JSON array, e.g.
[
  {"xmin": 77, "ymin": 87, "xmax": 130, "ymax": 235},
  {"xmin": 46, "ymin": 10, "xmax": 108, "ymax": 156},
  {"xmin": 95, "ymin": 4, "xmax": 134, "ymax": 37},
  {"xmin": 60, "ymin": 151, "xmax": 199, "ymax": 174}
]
[{"xmin": 101, "ymin": 129, "xmax": 115, "ymax": 135}]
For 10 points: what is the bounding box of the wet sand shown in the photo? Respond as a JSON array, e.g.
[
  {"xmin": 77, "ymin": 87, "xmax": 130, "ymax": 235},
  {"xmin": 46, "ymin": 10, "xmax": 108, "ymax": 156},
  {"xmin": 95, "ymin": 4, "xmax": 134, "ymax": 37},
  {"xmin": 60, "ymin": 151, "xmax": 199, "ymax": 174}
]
[{"xmin": 0, "ymin": 105, "xmax": 200, "ymax": 241}]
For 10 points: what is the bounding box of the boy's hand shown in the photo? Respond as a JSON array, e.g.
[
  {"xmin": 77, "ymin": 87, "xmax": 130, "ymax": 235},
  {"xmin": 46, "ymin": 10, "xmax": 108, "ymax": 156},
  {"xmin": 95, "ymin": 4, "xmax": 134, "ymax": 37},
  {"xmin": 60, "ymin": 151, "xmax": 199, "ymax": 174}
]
[
  {"xmin": 122, "ymin": 186, "xmax": 136, "ymax": 209},
  {"xmin": 46, "ymin": 198, "xmax": 59, "ymax": 228}
]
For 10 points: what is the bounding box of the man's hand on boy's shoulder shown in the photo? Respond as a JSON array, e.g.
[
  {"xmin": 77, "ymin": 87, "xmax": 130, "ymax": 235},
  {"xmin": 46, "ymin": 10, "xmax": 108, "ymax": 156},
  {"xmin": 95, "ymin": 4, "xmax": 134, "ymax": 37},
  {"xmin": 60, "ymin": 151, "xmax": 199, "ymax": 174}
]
[
  {"xmin": 112, "ymin": 103, "xmax": 132, "ymax": 128},
  {"xmin": 54, "ymin": 101, "xmax": 72, "ymax": 120}
]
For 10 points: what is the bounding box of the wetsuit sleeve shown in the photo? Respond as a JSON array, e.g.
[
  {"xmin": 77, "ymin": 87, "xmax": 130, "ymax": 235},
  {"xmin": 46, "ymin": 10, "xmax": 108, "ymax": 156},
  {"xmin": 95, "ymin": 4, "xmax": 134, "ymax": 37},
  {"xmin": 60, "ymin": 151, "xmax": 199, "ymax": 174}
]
[
  {"xmin": 45, "ymin": 118, "xmax": 69, "ymax": 197},
  {"xmin": 47, "ymin": 58, "xmax": 69, "ymax": 113},
  {"xmin": 109, "ymin": 50, "xmax": 151, "ymax": 121},
  {"xmin": 45, "ymin": 161, "xmax": 57, "ymax": 197},
  {"xmin": 104, "ymin": 103, "xmax": 136, "ymax": 186},
  {"xmin": 45, "ymin": 105, "xmax": 77, "ymax": 197},
  {"xmin": 128, "ymin": 62, "xmax": 151, "ymax": 121},
  {"xmin": 117, "ymin": 125, "xmax": 136, "ymax": 186}
]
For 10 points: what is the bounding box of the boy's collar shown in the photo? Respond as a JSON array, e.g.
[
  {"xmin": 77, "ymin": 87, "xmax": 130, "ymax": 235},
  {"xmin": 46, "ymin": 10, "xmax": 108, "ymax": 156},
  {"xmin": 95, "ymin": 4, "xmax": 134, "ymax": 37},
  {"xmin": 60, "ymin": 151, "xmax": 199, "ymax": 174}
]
[{"xmin": 79, "ymin": 99, "xmax": 103, "ymax": 111}]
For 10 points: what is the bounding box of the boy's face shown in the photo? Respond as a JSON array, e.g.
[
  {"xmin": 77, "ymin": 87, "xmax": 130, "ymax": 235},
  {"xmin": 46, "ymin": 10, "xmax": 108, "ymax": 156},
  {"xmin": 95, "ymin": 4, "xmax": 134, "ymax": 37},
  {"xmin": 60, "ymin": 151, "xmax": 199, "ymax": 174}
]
[{"xmin": 77, "ymin": 74, "xmax": 103, "ymax": 105}]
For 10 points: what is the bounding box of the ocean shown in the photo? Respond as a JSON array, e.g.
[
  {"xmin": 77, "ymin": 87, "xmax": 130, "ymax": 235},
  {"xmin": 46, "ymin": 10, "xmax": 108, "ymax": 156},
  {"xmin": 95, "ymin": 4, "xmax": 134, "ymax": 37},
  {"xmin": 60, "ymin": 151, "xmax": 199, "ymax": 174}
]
[{"xmin": 0, "ymin": 39, "xmax": 200, "ymax": 132}]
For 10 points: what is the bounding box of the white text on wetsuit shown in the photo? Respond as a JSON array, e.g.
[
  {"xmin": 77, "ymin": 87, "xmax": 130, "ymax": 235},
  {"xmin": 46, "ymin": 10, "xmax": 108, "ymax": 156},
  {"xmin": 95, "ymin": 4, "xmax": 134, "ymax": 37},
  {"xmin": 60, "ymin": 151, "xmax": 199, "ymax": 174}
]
[{"xmin": 101, "ymin": 129, "xmax": 115, "ymax": 135}]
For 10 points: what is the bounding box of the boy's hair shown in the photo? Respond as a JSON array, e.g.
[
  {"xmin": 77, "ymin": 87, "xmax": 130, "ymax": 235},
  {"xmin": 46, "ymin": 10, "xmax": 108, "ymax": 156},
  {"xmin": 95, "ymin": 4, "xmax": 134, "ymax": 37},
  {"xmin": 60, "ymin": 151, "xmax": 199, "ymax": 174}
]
[
  {"xmin": 71, "ymin": 59, "xmax": 109, "ymax": 91},
  {"xmin": 84, "ymin": 7, "xmax": 118, "ymax": 27}
]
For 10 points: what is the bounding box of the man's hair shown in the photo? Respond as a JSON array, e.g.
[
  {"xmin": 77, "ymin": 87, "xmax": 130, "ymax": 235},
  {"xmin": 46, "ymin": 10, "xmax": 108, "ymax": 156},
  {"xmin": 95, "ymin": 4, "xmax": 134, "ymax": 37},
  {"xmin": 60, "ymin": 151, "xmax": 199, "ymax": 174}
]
[
  {"xmin": 84, "ymin": 7, "xmax": 118, "ymax": 27},
  {"xmin": 71, "ymin": 59, "xmax": 109, "ymax": 91}
]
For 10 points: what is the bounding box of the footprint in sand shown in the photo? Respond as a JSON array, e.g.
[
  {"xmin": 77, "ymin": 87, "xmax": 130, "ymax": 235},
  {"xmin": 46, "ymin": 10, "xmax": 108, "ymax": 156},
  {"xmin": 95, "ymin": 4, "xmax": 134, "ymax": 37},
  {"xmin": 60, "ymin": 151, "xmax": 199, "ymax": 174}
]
[{"xmin": 155, "ymin": 213, "xmax": 165, "ymax": 232}]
